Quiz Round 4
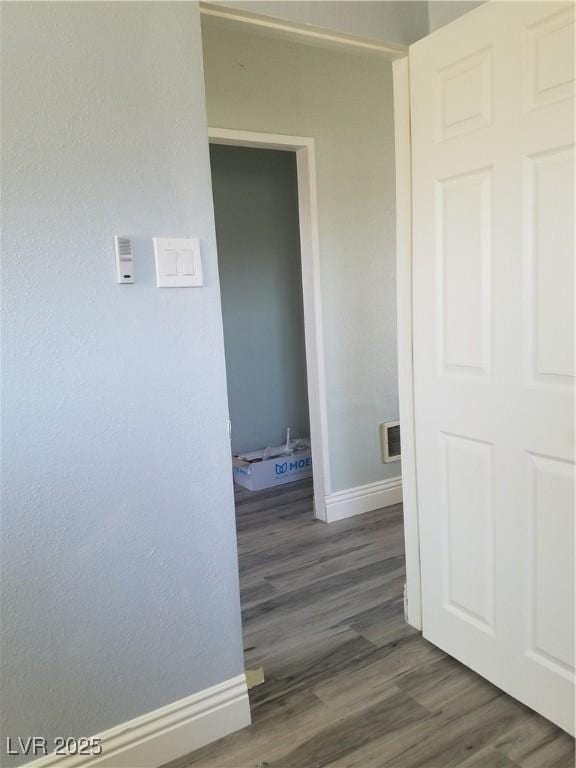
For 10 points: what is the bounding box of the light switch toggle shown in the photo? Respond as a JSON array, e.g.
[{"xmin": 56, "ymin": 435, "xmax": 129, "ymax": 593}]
[{"xmin": 153, "ymin": 238, "xmax": 203, "ymax": 288}]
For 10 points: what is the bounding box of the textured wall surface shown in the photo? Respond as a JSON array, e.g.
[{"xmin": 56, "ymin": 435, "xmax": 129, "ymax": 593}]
[
  {"xmin": 1, "ymin": 3, "xmax": 244, "ymax": 763},
  {"xmin": 210, "ymin": 145, "xmax": 310, "ymax": 455},
  {"xmin": 203, "ymin": 22, "xmax": 401, "ymax": 492},
  {"xmin": 211, "ymin": 0, "xmax": 430, "ymax": 44}
]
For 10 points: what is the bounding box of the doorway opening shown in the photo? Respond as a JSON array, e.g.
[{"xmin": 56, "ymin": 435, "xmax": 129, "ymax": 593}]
[
  {"xmin": 202, "ymin": 13, "xmax": 411, "ymax": 736},
  {"xmin": 209, "ymin": 129, "xmax": 330, "ymax": 523},
  {"xmin": 210, "ymin": 140, "xmax": 313, "ymax": 505}
]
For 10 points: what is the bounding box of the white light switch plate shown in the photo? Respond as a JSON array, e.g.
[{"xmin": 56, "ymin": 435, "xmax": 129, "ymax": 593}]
[{"xmin": 153, "ymin": 238, "xmax": 203, "ymax": 288}]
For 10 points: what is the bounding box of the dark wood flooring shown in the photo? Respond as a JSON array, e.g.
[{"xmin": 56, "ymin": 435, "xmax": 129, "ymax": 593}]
[{"xmin": 165, "ymin": 479, "xmax": 574, "ymax": 768}]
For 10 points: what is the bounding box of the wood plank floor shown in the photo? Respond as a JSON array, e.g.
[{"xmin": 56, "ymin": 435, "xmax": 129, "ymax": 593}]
[{"xmin": 164, "ymin": 479, "xmax": 574, "ymax": 768}]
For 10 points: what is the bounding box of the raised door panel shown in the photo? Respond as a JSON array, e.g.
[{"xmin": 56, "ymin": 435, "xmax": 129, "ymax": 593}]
[
  {"xmin": 527, "ymin": 454, "xmax": 575, "ymax": 678},
  {"xmin": 525, "ymin": 146, "xmax": 575, "ymax": 387},
  {"xmin": 442, "ymin": 433, "xmax": 494, "ymax": 633},
  {"xmin": 437, "ymin": 170, "xmax": 492, "ymax": 376}
]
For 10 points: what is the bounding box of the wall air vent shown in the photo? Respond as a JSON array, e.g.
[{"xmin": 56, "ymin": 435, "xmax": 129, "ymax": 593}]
[{"xmin": 380, "ymin": 420, "xmax": 401, "ymax": 463}]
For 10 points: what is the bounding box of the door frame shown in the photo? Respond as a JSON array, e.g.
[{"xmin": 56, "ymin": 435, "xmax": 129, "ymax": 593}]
[
  {"xmin": 200, "ymin": 1, "xmax": 407, "ymax": 60},
  {"xmin": 208, "ymin": 127, "xmax": 331, "ymax": 522},
  {"xmin": 392, "ymin": 59, "xmax": 423, "ymax": 631}
]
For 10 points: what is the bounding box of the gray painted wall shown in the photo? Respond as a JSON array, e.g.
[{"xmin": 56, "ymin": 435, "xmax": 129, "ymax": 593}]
[
  {"xmin": 427, "ymin": 0, "xmax": 485, "ymax": 31},
  {"xmin": 210, "ymin": 145, "xmax": 309, "ymax": 455},
  {"xmin": 203, "ymin": 22, "xmax": 401, "ymax": 492},
  {"xmin": 1, "ymin": 3, "xmax": 244, "ymax": 763},
  {"xmin": 213, "ymin": 1, "xmax": 430, "ymax": 45}
]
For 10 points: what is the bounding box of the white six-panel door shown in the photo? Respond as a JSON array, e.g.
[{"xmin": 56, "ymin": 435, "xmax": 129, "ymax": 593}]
[{"xmin": 410, "ymin": 1, "xmax": 575, "ymax": 733}]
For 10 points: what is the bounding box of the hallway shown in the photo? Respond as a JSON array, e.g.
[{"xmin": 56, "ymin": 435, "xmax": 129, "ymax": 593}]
[{"xmin": 165, "ymin": 481, "xmax": 574, "ymax": 768}]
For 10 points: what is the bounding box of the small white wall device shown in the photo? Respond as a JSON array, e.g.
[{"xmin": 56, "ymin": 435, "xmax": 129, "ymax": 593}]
[
  {"xmin": 380, "ymin": 420, "xmax": 401, "ymax": 463},
  {"xmin": 153, "ymin": 237, "xmax": 203, "ymax": 288},
  {"xmin": 114, "ymin": 236, "xmax": 134, "ymax": 283}
]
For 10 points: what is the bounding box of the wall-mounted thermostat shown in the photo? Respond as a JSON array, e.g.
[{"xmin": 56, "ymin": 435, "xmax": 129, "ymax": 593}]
[
  {"xmin": 153, "ymin": 237, "xmax": 203, "ymax": 288},
  {"xmin": 114, "ymin": 236, "xmax": 134, "ymax": 283}
]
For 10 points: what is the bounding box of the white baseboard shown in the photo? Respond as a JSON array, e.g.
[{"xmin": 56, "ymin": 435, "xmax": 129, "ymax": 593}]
[
  {"xmin": 26, "ymin": 675, "xmax": 251, "ymax": 768},
  {"xmin": 324, "ymin": 476, "xmax": 402, "ymax": 523}
]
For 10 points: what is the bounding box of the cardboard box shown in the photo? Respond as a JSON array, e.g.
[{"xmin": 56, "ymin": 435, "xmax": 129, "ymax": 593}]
[{"xmin": 232, "ymin": 449, "xmax": 312, "ymax": 491}]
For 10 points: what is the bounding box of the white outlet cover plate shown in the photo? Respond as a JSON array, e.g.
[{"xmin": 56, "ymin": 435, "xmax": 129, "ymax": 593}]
[{"xmin": 153, "ymin": 237, "xmax": 203, "ymax": 288}]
